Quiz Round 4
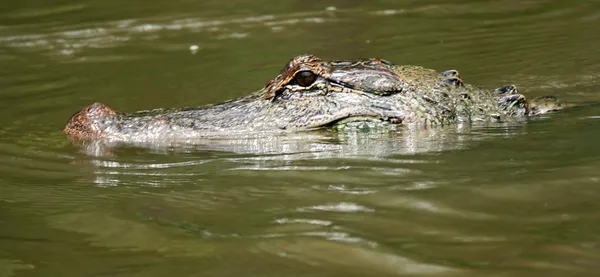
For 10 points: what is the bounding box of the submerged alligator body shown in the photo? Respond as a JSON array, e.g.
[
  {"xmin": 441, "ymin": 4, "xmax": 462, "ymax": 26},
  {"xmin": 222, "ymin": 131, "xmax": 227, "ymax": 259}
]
[{"xmin": 64, "ymin": 54, "xmax": 563, "ymax": 141}]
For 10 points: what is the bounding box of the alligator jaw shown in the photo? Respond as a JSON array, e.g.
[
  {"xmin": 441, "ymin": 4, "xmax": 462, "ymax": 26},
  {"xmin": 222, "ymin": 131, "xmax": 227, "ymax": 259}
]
[{"xmin": 324, "ymin": 115, "xmax": 404, "ymax": 128}]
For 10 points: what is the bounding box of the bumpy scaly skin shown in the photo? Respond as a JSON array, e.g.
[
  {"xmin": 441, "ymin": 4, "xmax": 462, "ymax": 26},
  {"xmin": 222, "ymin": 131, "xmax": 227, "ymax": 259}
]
[{"xmin": 64, "ymin": 54, "xmax": 563, "ymax": 141}]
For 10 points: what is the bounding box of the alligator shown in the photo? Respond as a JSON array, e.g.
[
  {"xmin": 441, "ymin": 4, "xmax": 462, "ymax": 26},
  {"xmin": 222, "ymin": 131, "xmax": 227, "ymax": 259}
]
[{"xmin": 64, "ymin": 54, "xmax": 564, "ymax": 142}]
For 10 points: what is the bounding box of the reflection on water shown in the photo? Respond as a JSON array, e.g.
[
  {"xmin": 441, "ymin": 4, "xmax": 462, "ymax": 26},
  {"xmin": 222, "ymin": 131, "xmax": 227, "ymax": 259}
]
[
  {"xmin": 74, "ymin": 122, "xmax": 522, "ymax": 157},
  {"xmin": 74, "ymin": 124, "xmax": 525, "ymax": 188},
  {"xmin": 2, "ymin": 0, "xmax": 600, "ymax": 276}
]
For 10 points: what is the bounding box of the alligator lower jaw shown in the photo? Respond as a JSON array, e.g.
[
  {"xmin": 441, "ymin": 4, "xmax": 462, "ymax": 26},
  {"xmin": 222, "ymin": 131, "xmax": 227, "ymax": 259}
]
[{"xmin": 325, "ymin": 115, "xmax": 403, "ymax": 128}]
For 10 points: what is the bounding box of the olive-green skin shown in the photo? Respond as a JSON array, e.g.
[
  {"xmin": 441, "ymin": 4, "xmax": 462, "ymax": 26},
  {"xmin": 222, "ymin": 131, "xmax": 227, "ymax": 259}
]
[{"xmin": 64, "ymin": 54, "xmax": 563, "ymax": 142}]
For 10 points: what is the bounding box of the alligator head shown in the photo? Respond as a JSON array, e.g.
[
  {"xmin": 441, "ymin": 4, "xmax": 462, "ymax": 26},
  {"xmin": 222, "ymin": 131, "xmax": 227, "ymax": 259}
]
[
  {"xmin": 64, "ymin": 54, "xmax": 564, "ymax": 141},
  {"xmin": 260, "ymin": 54, "xmax": 563, "ymax": 127}
]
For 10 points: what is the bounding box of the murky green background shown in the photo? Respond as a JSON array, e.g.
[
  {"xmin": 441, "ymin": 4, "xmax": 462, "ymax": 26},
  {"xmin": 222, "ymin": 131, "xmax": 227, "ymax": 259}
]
[{"xmin": 2, "ymin": 0, "xmax": 600, "ymax": 276}]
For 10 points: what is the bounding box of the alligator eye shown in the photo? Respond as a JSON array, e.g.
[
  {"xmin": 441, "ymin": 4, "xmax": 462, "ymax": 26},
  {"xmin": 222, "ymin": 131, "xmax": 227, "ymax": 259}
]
[{"xmin": 294, "ymin": 71, "xmax": 316, "ymax": 87}]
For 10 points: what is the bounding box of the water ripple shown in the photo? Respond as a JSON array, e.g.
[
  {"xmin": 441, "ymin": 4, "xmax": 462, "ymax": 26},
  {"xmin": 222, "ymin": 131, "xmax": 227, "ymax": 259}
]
[
  {"xmin": 297, "ymin": 202, "xmax": 375, "ymax": 213},
  {"xmin": 0, "ymin": 9, "xmax": 339, "ymax": 59}
]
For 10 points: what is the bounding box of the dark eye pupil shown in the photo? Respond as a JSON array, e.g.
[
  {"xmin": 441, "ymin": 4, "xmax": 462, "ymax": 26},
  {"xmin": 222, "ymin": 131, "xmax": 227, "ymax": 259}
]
[{"xmin": 295, "ymin": 71, "xmax": 316, "ymax": 87}]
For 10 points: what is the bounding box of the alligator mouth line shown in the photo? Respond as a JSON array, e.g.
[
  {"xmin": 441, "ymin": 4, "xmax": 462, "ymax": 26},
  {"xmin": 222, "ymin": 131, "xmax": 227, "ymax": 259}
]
[{"xmin": 324, "ymin": 115, "xmax": 403, "ymax": 127}]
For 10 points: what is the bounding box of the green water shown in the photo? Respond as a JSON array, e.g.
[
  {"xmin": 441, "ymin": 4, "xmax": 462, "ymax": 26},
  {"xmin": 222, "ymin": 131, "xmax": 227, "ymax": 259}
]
[{"xmin": 2, "ymin": 1, "xmax": 600, "ymax": 276}]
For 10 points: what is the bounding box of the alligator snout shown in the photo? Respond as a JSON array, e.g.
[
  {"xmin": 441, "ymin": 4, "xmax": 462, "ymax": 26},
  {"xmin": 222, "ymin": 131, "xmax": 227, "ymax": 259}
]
[{"xmin": 64, "ymin": 102, "xmax": 118, "ymax": 139}]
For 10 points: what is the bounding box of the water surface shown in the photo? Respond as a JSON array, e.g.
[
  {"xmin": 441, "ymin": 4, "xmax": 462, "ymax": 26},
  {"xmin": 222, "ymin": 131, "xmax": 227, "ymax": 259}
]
[{"xmin": 2, "ymin": 0, "xmax": 600, "ymax": 276}]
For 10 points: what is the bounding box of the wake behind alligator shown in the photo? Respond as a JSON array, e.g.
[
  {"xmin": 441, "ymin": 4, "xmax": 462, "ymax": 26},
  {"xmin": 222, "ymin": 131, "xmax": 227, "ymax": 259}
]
[{"xmin": 64, "ymin": 54, "xmax": 564, "ymax": 142}]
